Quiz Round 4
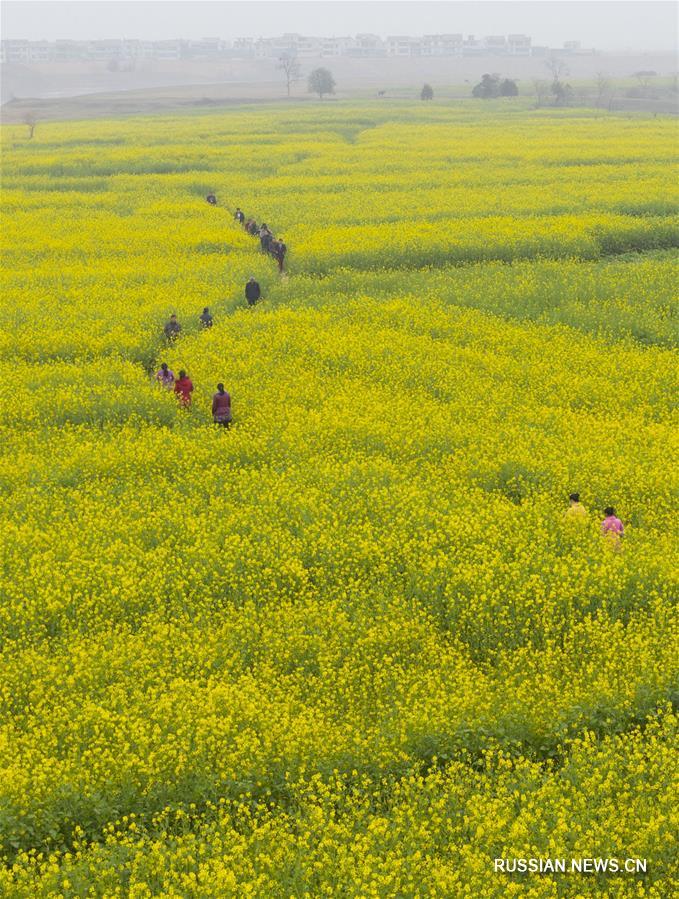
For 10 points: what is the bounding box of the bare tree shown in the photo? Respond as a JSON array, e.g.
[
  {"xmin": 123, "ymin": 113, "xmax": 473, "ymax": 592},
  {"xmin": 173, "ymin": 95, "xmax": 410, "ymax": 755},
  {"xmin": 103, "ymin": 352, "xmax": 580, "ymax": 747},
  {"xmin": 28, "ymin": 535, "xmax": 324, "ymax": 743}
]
[
  {"xmin": 545, "ymin": 55, "xmax": 569, "ymax": 83},
  {"xmin": 278, "ymin": 54, "xmax": 301, "ymax": 97},
  {"xmin": 23, "ymin": 112, "xmax": 37, "ymax": 140},
  {"xmin": 595, "ymin": 71, "xmax": 610, "ymax": 107},
  {"xmin": 545, "ymin": 55, "xmax": 573, "ymax": 107}
]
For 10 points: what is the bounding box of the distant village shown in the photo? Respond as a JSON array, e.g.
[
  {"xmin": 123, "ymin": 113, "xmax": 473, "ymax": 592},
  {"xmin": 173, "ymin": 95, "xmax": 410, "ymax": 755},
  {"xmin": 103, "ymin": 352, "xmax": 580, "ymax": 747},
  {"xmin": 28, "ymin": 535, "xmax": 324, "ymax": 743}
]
[{"xmin": 1, "ymin": 33, "xmax": 594, "ymax": 65}]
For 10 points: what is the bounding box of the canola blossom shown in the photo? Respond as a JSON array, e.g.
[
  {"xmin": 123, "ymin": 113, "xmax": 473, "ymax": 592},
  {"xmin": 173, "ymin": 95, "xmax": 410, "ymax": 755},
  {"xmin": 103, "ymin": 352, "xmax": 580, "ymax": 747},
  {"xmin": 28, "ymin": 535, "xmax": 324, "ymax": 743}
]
[{"xmin": 0, "ymin": 101, "xmax": 677, "ymax": 897}]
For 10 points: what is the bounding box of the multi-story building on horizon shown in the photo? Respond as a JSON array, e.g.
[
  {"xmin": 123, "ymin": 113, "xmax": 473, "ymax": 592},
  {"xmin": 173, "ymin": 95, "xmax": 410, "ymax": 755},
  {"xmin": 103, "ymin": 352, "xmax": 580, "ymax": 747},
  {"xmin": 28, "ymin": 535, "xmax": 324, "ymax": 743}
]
[
  {"xmin": 348, "ymin": 34, "xmax": 387, "ymax": 57},
  {"xmin": 508, "ymin": 34, "xmax": 532, "ymax": 55},
  {"xmin": 421, "ymin": 34, "xmax": 464, "ymax": 56},
  {"xmin": 1, "ymin": 32, "xmax": 585, "ymax": 64}
]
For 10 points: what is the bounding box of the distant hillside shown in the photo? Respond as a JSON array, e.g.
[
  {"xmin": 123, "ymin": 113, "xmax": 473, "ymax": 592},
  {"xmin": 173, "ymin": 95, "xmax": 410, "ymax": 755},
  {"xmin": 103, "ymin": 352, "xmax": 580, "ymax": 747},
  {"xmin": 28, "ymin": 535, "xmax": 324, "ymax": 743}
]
[{"xmin": 3, "ymin": 51, "xmax": 676, "ymax": 106}]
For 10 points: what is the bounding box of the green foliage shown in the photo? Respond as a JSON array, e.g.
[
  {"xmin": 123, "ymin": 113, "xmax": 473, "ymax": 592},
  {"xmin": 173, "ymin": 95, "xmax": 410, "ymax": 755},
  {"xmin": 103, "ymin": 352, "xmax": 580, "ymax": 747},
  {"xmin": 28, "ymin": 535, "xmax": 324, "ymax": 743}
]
[{"xmin": 308, "ymin": 67, "xmax": 336, "ymax": 99}]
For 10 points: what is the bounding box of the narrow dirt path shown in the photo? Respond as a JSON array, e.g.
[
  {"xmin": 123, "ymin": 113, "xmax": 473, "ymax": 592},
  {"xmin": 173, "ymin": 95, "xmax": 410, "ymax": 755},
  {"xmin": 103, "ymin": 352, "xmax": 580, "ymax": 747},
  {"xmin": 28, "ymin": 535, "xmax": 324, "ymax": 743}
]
[{"xmin": 147, "ymin": 202, "xmax": 286, "ymax": 415}]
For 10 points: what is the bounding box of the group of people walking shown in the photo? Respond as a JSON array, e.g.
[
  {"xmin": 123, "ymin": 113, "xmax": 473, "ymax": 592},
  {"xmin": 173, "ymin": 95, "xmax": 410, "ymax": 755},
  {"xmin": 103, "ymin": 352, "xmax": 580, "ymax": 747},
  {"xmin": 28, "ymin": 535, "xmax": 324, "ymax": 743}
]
[
  {"xmin": 566, "ymin": 493, "xmax": 626, "ymax": 547},
  {"xmin": 160, "ymin": 305, "xmax": 231, "ymax": 424},
  {"xmin": 234, "ymin": 207, "xmax": 287, "ymax": 272},
  {"xmin": 157, "ymin": 191, "xmax": 281, "ymax": 429},
  {"xmin": 206, "ymin": 195, "xmax": 288, "ymax": 273},
  {"xmin": 157, "ymin": 195, "xmax": 636, "ymax": 542},
  {"xmin": 156, "ymin": 362, "xmax": 232, "ymax": 426},
  {"xmin": 164, "ymin": 308, "xmax": 214, "ymax": 343}
]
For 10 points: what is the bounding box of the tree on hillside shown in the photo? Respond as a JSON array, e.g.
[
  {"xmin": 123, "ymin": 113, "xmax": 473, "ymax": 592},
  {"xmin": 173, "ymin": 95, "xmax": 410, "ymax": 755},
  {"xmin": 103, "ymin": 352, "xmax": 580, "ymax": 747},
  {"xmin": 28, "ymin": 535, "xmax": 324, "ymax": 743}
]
[
  {"xmin": 472, "ymin": 73, "xmax": 501, "ymax": 98},
  {"xmin": 308, "ymin": 67, "xmax": 336, "ymax": 99},
  {"xmin": 421, "ymin": 83, "xmax": 434, "ymax": 101},
  {"xmin": 499, "ymin": 78, "xmax": 519, "ymax": 97},
  {"xmin": 278, "ymin": 54, "xmax": 301, "ymax": 97},
  {"xmin": 551, "ymin": 79, "xmax": 574, "ymax": 106},
  {"xmin": 544, "ymin": 55, "xmax": 574, "ymax": 106}
]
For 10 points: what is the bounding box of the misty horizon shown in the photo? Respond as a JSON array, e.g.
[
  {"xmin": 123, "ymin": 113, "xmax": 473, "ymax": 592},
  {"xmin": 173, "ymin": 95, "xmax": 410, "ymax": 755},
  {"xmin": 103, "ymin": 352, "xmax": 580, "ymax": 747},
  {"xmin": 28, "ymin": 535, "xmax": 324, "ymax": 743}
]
[{"xmin": 2, "ymin": 2, "xmax": 678, "ymax": 53}]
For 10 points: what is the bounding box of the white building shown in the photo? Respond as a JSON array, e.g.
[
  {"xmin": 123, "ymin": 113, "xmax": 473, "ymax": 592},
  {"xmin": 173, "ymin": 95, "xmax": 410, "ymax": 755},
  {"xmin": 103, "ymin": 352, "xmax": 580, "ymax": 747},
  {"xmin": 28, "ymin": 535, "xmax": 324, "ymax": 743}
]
[
  {"xmin": 0, "ymin": 40, "xmax": 31, "ymax": 63},
  {"xmin": 152, "ymin": 40, "xmax": 183, "ymax": 60},
  {"xmin": 508, "ymin": 34, "xmax": 532, "ymax": 55},
  {"xmin": 271, "ymin": 34, "xmax": 323, "ymax": 58},
  {"xmin": 387, "ymin": 36, "xmax": 422, "ymax": 57},
  {"xmin": 484, "ymin": 35, "xmax": 507, "ymax": 52},
  {"xmin": 0, "ymin": 31, "xmax": 550, "ymax": 63},
  {"xmin": 462, "ymin": 34, "xmax": 484, "ymax": 54},
  {"xmin": 88, "ymin": 40, "xmax": 125, "ymax": 61},
  {"xmin": 54, "ymin": 40, "xmax": 90, "ymax": 60},
  {"xmin": 322, "ymin": 36, "xmax": 354, "ymax": 57},
  {"xmin": 183, "ymin": 38, "xmax": 226, "ymax": 58},
  {"xmin": 27, "ymin": 41, "xmax": 52, "ymax": 62},
  {"xmin": 421, "ymin": 34, "xmax": 463, "ymax": 56},
  {"xmin": 124, "ymin": 40, "xmax": 156, "ymax": 60}
]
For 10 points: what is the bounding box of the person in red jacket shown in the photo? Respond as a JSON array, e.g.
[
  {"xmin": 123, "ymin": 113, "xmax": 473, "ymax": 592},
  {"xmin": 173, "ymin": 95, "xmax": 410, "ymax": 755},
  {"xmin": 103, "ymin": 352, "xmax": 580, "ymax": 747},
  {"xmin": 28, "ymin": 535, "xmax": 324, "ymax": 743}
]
[
  {"xmin": 174, "ymin": 370, "xmax": 194, "ymax": 407},
  {"xmin": 212, "ymin": 383, "xmax": 232, "ymax": 427}
]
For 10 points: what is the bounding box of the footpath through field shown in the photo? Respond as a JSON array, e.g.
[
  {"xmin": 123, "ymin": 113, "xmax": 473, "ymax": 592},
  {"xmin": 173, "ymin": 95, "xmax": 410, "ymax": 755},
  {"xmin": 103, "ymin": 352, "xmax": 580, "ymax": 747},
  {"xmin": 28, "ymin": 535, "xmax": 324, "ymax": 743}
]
[{"xmin": 0, "ymin": 104, "xmax": 677, "ymax": 895}]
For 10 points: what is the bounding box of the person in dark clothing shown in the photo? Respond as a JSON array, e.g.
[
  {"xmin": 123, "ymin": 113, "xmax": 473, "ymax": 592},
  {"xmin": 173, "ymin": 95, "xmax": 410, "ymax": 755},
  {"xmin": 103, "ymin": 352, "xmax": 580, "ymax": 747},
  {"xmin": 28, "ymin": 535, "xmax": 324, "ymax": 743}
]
[
  {"xmin": 199, "ymin": 307, "xmax": 213, "ymax": 329},
  {"xmin": 234, "ymin": 208, "xmax": 245, "ymax": 224},
  {"xmin": 164, "ymin": 314, "xmax": 181, "ymax": 342},
  {"xmin": 206, "ymin": 193, "xmax": 217, "ymax": 206},
  {"xmin": 246, "ymin": 220, "xmax": 258, "ymax": 236},
  {"xmin": 212, "ymin": 383, "xmax": 232, "ymax": 427},
  {"xmin": 245, "ymin": 277, "xmax": 261, "ymax": 306},
  {"xmin": 274, "ymin": 238, "xmax": 287, "ymax": 272},
  {"xmin": 260, "ymin": 227, "xmax": 273, "ymax": 254}
]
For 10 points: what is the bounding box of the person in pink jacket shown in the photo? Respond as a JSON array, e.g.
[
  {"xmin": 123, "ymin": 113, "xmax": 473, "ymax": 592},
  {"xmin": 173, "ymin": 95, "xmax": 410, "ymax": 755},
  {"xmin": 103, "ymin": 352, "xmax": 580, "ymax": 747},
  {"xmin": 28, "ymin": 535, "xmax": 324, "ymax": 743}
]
[
  {"xmin": 601, "ymin": 506, "xmax": 625, "ymax": 547},
  {"xmin": 212, "ymin": 383, "xmax": 232, "ymax": 427}
]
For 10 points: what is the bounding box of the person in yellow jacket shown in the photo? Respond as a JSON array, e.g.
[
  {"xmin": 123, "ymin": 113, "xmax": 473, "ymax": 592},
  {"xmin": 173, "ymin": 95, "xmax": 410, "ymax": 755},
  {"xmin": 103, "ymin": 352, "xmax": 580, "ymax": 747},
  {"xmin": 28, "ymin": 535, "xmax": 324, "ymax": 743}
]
[{"xmin": 565, "ymin": 492, "xmax": 588, "ymax": 520}]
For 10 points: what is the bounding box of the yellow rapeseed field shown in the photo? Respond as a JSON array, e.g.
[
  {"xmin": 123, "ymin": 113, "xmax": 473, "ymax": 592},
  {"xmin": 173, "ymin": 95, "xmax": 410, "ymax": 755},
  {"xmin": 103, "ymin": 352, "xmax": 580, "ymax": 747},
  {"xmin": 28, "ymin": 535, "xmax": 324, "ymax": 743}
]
[{"xmin": 0, "ymin": 101, "xmax": 677, "ymax": 897}]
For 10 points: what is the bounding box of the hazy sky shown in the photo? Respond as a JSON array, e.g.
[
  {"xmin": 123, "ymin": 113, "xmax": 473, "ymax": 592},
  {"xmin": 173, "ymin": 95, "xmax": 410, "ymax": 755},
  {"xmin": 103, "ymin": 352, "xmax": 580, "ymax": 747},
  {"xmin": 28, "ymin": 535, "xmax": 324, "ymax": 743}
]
[{"xmin": 2, "ymin": 1, "xmax": 677, "ymax": 51}]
